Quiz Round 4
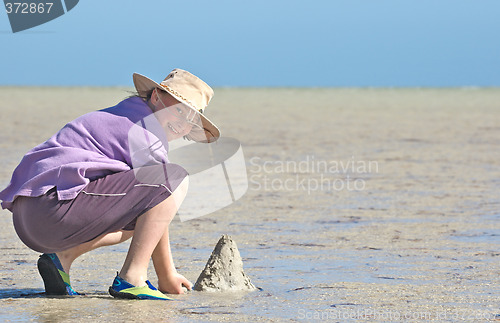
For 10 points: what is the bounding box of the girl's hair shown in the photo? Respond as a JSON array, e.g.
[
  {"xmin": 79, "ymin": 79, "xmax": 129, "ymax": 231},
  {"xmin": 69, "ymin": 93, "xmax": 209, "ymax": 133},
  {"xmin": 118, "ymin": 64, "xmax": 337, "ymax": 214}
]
[{"xmin": 127, "ymin": 89, "xmax": 154, "ymax": 101}]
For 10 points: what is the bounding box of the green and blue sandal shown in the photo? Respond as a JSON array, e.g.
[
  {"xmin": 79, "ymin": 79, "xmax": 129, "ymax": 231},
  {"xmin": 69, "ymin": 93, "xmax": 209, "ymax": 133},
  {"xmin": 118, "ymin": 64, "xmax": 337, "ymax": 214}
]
[
  {"xmin": 37, "ymin": 253, "xmax": 80, "ymax": 296},
  {"xmin": 108, "ymin": 273, "xmax": 172, "ymax": 300}
]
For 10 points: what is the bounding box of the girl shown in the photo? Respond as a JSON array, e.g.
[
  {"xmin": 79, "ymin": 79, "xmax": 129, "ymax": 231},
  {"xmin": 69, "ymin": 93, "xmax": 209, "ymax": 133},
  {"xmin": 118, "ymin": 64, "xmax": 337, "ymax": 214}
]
[{"xmin": 0, "ymin": 69, "xmax": 220, "ymax": 300}]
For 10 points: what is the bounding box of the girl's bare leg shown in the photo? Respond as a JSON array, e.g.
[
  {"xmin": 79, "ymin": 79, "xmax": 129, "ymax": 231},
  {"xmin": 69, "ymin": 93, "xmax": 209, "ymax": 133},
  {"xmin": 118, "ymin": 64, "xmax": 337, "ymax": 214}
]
[
  {"xmin": 117, "ymin": 177, "xmax": 189, "ymax": 290},
  {"xmin": 55, "ymin": 230, "xmax": 134, "ymax": 273}
]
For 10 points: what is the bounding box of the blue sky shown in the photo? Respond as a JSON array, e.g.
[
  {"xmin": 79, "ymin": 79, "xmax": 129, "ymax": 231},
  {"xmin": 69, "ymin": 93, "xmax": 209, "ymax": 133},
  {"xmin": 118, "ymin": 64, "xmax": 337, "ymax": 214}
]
[{"xmin": 1, "ymin": 0, "xmax": 500, "ymax": 87}]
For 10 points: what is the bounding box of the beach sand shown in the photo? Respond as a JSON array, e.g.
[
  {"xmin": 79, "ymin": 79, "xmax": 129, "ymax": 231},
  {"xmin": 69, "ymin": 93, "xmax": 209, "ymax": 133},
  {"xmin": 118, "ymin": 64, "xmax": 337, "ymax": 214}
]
[{"xmin": 0, "ymin": 87, "xmax": 499, "ymax": 321}]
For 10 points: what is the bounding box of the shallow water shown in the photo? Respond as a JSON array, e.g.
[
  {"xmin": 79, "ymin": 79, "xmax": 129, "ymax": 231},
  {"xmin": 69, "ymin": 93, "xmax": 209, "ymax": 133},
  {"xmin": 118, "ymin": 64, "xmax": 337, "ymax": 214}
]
[{"xmin": 0, "ymin": 87, "xmax": 499, "ymax": 321}]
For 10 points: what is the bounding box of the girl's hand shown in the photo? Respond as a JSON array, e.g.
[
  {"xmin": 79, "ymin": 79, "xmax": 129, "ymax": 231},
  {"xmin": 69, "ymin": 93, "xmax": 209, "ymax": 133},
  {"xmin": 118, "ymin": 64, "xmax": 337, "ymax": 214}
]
[{"xmin": 158, "ymin": 272, "xmax": 192, "ymax": 294}]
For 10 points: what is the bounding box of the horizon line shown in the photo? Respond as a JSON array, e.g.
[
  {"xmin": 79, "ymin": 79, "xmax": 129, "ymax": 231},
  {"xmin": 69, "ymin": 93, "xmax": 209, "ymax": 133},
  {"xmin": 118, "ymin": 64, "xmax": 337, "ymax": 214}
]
[{"xmin": 0, "ymin": 85, "xmax": 499, "ymax": 90}]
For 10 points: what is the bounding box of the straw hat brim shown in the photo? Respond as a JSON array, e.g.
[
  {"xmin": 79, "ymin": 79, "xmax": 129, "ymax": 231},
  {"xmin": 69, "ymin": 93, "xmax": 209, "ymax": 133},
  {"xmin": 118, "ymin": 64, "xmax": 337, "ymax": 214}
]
[{"xmin": 133, "ymin": 73, "xmax": 220, "ymax": 143}]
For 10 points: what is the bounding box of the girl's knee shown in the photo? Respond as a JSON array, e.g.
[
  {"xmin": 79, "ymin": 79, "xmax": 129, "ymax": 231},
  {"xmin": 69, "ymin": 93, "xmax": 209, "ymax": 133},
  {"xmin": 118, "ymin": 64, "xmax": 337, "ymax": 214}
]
[{"xmin": 171, "ymin": 176, "xmax": 189, "ymax": 206}]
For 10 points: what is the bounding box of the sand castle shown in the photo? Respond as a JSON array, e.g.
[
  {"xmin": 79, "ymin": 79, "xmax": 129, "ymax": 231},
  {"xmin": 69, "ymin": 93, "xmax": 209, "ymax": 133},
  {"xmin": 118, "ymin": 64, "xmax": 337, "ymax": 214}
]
[{"xmin": 194, "ymin": 235, "xmax": 257, "ymax": 292}]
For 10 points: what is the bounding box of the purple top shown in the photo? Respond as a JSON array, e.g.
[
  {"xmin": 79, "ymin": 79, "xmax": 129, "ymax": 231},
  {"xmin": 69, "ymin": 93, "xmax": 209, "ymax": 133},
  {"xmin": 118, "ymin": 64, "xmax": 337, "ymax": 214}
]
[{"xmin": 0, "ymin": 97, "xmax": 169, "ymax": 210}]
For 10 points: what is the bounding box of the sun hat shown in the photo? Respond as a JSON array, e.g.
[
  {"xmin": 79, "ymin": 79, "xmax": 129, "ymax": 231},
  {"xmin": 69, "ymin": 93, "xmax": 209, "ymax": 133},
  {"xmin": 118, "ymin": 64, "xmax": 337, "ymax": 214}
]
[{"xmin": 133, "ymin": 69, "xmax": 220, "ymax": 143}]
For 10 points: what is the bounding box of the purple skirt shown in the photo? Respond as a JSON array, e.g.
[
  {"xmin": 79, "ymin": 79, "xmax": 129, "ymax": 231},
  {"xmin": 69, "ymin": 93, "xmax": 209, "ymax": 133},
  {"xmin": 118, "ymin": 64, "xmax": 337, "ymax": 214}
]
[{"xmin": 11, "ymin": 164, "xmax": 187, "ymax": 253}]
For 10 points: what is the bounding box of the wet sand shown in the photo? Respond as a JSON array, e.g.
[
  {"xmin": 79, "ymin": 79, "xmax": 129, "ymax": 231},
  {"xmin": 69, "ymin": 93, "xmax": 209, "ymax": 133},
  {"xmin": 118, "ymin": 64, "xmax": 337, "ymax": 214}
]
[{"xmin": 0, "ymin": 87, "xmax": 499, "ymax": 321}]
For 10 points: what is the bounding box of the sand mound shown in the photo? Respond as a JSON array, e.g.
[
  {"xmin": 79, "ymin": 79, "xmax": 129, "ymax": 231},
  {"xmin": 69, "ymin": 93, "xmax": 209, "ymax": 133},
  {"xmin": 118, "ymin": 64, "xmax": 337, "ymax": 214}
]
[{"xmin": 193, "ymin": 235, "xmax": 257, "ymax": 292}]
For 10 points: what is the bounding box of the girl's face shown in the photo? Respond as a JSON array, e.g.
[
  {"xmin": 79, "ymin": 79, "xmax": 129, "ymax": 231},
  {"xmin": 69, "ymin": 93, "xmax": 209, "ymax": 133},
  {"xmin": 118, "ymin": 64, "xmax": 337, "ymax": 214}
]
[{"xmin": 151, "ymin": 89, "xmax": 201, "ymax": 141}]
